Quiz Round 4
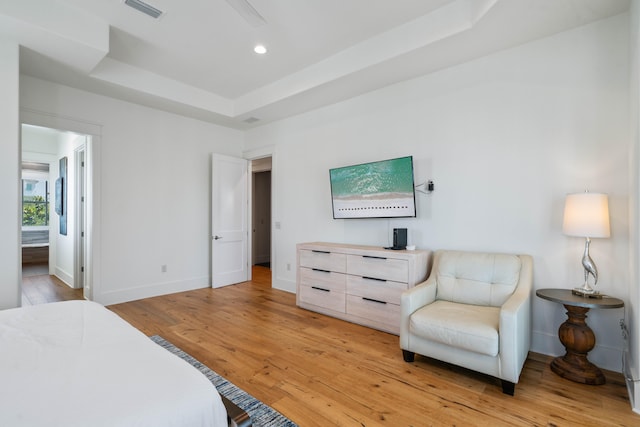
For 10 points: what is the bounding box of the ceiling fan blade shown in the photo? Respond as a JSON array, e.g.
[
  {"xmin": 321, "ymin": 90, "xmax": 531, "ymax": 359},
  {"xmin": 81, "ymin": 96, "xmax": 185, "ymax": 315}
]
[{"xmin": 225, "ymin": 0, "xmax": 266, "ymax": 27}]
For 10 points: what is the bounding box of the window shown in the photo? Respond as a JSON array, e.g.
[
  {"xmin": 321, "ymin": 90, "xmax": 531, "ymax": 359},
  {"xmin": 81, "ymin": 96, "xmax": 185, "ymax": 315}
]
[{"xmin": 22, "ymin": 165, "xmax": 50, "ymax": 227}]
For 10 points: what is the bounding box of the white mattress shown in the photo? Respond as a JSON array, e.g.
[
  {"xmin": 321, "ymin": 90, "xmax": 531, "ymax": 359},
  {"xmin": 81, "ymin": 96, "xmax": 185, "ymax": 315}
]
[{"xmin": 0, "ymin": 300, "xmax": 227, "ymax": 427}]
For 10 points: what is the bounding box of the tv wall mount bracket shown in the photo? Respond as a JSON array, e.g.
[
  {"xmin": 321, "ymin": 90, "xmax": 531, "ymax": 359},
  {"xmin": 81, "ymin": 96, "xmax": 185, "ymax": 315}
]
[{"xmin": 415, "ymin": 180, "xmax": 435, "ymax": 194}]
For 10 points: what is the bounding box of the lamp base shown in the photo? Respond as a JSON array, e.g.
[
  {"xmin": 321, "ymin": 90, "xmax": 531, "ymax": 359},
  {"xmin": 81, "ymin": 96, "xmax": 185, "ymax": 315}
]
[{"xmin": 572, "ymin": 287, "xmax": 604, "ymax": 298}]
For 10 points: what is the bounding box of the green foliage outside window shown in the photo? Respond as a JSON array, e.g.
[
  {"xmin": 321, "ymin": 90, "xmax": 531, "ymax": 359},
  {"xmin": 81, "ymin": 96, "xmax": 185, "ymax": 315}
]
[{"xmin": 23, "ymin": 195, "xmax": 49, "ymax": 226}]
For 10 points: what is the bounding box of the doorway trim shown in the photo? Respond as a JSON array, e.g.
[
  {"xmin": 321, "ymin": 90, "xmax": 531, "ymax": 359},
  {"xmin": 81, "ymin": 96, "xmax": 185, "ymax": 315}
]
[
  {"xmin": 74, "ymin": 144, "xmax": 86, "ymax": 294},
  {"xmin": 20, "ymin": 151, "xmax": 58, "ymax": 276},
  {"xmin": 243, "ymin": 145, "xmax": 275, "ymax": 284},
  {"xmin": 251, "ymin": 167, "xmax": 271, "ymax": 266},
  {"xmin": 21, "ymin": 108, "xmax": 102, "ymax": 301}
]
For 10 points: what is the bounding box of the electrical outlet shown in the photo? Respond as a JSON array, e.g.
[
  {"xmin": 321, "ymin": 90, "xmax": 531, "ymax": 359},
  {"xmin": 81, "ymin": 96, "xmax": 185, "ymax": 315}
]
[{"xmin": 161, "ymin": 264, "xmax": 167, "ymax": 273}]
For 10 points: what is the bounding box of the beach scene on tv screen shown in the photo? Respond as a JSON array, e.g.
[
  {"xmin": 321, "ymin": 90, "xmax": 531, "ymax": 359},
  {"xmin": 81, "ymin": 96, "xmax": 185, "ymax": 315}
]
[{"xmin": 330, "ymin": 157, "xmax": 415, "ymax": 219}]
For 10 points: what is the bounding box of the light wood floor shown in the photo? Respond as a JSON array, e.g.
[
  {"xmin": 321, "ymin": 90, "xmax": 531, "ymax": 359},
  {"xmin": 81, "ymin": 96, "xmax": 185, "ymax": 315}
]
[
  {"xmin": 21, "ymin": 263, "xmax": 84, "ymax": 305},
  {"xmin": 24, "ymin": 265, "xmax": 638, "ymax": 426}
]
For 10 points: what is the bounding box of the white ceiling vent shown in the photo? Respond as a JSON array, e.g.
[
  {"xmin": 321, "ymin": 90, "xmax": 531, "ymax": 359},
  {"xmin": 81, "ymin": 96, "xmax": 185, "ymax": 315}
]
[
  {"xmin": 243, "ymin": 117, "xmax": 260, "ymax": 124},
  {"xmin": 225, "ymin": 0, "xmax": 266, "ymax": 28},
  {"xmin": 124, "ymin": 0, "xmax": 164, "ymax": 19}
]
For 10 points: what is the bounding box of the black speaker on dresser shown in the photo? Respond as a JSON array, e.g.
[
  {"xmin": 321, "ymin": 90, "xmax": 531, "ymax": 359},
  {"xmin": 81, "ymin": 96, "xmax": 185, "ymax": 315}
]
[{"xmin": 393, "ymin": 228, "xmax": 407, "ymax": 250}]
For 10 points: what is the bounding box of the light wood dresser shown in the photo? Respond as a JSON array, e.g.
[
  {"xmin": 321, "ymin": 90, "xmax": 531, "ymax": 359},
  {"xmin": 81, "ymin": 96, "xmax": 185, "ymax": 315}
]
[{"xmin": 296, "ymin": 242, "xmax": 431, "ymax": 334}]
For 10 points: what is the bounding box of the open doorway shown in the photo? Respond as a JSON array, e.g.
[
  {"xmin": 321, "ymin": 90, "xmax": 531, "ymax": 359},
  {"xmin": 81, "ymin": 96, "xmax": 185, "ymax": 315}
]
[
  {"xmin": 21, "ymin": 124, "xmax": 89, "ymax": 305},
  {"xmin": 21, "ymin": 161, "xmax": 50, "ymax": 279},
  {"xmin": 251, "ymin": 157, "xmax": 272, "ymax": 273}
]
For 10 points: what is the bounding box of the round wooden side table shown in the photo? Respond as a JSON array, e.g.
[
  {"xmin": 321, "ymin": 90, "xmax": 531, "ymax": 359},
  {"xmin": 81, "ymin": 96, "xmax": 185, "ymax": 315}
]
[{"xmin": 536, "ymin": 288, "xmax": 624, "ymax": 385}]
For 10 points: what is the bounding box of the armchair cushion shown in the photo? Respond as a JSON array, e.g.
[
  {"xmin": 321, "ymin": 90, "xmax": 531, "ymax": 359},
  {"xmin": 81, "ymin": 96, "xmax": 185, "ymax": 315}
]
[
  {"xmin": 410, "ymin": 300, "xmax": 500, "ymax": 356},
  {"xmin": 435, "ymin": 251, "xmax": 522, "ymax": 307}
]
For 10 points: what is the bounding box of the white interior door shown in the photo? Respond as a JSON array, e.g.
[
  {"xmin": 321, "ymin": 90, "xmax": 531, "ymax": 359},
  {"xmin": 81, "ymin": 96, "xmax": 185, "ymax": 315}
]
[{"xmin": 211, "ymin": 154, "xmax": 248, "ymax": 288}]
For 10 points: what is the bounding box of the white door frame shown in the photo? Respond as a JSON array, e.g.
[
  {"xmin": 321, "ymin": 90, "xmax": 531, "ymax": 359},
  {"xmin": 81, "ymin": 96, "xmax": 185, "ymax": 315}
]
[
  {"xmin": 21, "ymin": 109, "xmax": 102, "ymax": 301},
  {"xmin": 74, "ymin": 144, "xmax": 86, "ymax": 293},
  {"xmin": 243, "ymin": 146, "xmax": 275, "ymax": 284},
  {"xmin": 251, "ymin": 168, "xmax": 271, "ymax": 266},
  {"xmin": 20, "ymin": 150, "xmax": 58, "ymax": 276}
]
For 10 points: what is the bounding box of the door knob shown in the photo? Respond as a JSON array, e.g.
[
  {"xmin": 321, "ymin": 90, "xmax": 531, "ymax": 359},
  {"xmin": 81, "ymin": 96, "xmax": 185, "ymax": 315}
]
[{"xmin": 213, "ymin": 235, "xmax": 223, "ymax": 240}]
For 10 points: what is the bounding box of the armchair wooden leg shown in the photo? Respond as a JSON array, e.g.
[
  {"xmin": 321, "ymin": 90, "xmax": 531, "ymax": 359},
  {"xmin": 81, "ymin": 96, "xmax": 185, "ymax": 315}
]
[
  {"xmin": 501, "ymin": 380, "xmax": 515, "ymax": 396},
  {"xmin": 402, "ymin": 350, "xmax": 415, "ymax": 362}
]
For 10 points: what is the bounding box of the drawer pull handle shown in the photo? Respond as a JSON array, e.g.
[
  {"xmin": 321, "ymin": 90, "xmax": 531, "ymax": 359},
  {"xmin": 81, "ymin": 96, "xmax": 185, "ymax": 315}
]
[
  {"xmin": 312, "ymin": 286, "xmax": 330, "ymax": 292},
  {"xmin": 312, "ymin": 268, "xmax": 331, "ymax": 273},
  {"xmin": 362, "ymin": 297, "xmax": 386, "ymax": 305},
  {"xmin": 312, "ymin": 250, "xmax": 331, "ymax": 254},
  {"xmin": 362, "ymin": 276, "xmax": 386, "ymax": 282},
  {"xmin": 362, "ymin": 255, "xmax": 387, "ymax": 260}
]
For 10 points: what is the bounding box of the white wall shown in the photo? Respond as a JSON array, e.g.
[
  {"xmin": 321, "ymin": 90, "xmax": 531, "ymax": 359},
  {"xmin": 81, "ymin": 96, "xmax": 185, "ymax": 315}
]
[
  {"xmin": 0, "ymin": 40, "xmax": 21, "ymax": 310},
  {"xmin": 22, "ymin": 126, "xmax": 60, "ymax": 155},
  {"xmin": 245, "ymin": 15, "xmax": 630, "ymax": 372},
  {"xmin": 627, "ymin": 0, "xmax": 640, "ymax": 414},
  {"xmin": 19, "ymin": 76, "xmax": 244, "ymax": 305},
  {"xmin": 54, "ymin": 133, "xmax": 86, "ymax": 287}
]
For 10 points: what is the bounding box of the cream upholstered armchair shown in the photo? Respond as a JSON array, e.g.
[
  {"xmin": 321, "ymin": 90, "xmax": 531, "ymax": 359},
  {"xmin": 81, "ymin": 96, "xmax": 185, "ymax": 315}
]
[{"xmin": 400, "ymin": 250, "xmax": 533, "ymax": 395}]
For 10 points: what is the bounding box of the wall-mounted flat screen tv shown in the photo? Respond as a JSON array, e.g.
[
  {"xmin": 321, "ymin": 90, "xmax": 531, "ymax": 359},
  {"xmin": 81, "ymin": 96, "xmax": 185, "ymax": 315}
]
[{"xmin": 329, "ymin": 156, "xmax": 417, "ymax": 219}]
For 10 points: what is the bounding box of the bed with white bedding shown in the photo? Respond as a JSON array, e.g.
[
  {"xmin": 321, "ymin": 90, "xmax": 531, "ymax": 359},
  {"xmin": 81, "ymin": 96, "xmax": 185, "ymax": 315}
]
[{"xmin": 0, "ymin": 300, "xmax": 228, "ymax": 427}]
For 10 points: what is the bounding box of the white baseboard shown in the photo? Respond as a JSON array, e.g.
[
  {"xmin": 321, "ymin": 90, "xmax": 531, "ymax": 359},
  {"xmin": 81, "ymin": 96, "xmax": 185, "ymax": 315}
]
[
  {"xmin": 272, "ymin": 276, "xmax": 295, "ymax": 294},
  {"xmin": 96, "ymin": 276, "xmax": 209, "ymax": 306},
  {"xmin": 54, "ymin": 267, "xmax": 75, "ymax": 288},
  {"xmin": 97, "ymin": 275, "xmax": 293, "ymax": 306},
  {"xmin": 623, "ymin": 350, "xmax": 640, "ymax": 414},
  {"xmin": 632, "ymin": 382, "xmax": 640, "ymax": 415}
]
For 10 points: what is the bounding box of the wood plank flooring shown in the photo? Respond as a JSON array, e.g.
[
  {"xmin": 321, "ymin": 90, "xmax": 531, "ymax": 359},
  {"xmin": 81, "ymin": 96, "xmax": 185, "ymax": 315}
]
[
  {"xmin": 21, "ymin": 263, "xmax": 84, "ymax": 305},
  {"xmin": 21, "ymin": 265, "xmax": 637, "ymax": 425},
  {"xmin": 105, "ymin": 266, "xmax": 639, "ymax": 427}
]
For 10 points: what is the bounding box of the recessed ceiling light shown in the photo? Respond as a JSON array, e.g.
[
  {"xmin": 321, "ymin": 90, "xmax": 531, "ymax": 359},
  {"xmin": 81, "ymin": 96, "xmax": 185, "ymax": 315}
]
[{"xmin": 254, "ymin": 44, "xmax": 267, "ymax": 55}]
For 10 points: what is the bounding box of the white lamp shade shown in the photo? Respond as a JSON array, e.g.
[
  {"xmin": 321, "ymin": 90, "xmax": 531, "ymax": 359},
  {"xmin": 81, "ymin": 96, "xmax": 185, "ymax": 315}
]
[{"xmin": 562, "ymin": 192, "xmax": 610, "ymax": 238}]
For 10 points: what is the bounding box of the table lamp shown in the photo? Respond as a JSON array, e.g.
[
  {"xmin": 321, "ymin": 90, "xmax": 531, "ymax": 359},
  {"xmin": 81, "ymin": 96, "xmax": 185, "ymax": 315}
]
[{"xmin": 562, "ymin": 191, "xmax": 610, "ymax": 296}]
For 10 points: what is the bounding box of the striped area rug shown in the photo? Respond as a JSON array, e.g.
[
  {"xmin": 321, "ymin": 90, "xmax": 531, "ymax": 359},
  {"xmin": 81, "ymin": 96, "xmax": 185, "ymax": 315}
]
[{"xmin": 151, "ymin": 335, "xmax": 298, "ymax": 427}]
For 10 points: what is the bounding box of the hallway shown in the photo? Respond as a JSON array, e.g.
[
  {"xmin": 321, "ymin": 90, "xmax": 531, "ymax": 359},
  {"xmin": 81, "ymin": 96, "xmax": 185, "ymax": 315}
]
[{"xmin": 21, "ymin": 263, "xmax": 83, "ymax": 306}]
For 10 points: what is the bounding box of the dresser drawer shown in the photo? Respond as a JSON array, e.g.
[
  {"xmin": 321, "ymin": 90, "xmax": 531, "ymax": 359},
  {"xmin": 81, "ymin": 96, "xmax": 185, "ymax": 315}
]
[
  {"xmin": 299, "ymin": 249, "xmax": 347, "ymax": 273},
  {"xmin": 346, "ymin": 275, "xmax": 407, "ymax": 305},
  {"xmin": 299, "ymin": 267, "xmax": 346, "ymax": 292},
  {"xmin": 299, "ymin": 284, "xmax": 346, "ymax": 313},
  {"xmin": 297, "ymin": 242, "xmax": 431, "ymax": 335},
  {"xmin": 346, "ymin": 254, "xmax": 408, "ymax": 283},
  {"xmin": 346, "ymin": 294, "xmax": 400, "ymax": 331}
]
